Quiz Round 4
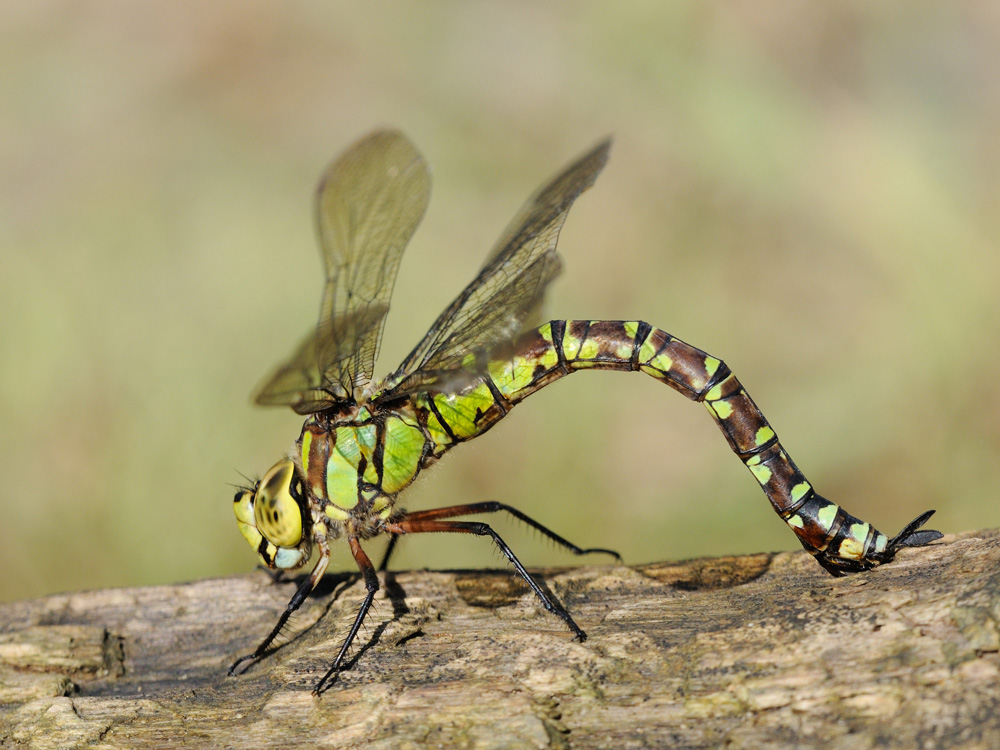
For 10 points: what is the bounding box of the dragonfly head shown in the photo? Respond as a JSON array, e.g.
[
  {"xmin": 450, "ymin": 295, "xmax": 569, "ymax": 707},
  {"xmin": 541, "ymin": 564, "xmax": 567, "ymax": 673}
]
[{"xmin": 233, "ymin": 458, "xmax": 312, "ymax": 570}]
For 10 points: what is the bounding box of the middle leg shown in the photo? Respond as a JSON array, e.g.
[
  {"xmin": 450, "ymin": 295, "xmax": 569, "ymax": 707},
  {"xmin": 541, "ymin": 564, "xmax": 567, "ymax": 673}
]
[
  {"xmin": 386, "ymin": 516, "xmax": 587, "ymax": 640},
  {"xmin": 378, "ymin": 501, "xmax": 620, "ymax": 571}
]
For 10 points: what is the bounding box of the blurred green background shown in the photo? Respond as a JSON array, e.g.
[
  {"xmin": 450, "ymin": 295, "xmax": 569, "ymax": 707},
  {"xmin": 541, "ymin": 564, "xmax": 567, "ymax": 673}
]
[{"xmin": 2, "ymin": 3, "xmax": 998, "ymax": 603}]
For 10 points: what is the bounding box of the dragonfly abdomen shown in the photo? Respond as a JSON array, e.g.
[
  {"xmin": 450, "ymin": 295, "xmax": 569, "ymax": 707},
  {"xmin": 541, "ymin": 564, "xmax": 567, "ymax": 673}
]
[{"xmin": 424, "ymin": 319, "xmax": 898, "ymax": 574}]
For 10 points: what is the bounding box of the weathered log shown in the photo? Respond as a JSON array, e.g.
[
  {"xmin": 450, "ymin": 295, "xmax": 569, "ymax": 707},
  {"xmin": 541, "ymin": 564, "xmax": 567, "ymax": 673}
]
[{"xmin": 1, "ymin": 529, "xmax": 998, "ymax": 749}]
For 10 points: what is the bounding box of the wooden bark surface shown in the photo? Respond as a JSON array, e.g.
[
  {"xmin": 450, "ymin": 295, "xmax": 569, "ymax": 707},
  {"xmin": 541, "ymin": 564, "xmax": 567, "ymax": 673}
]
[{"xmin": 1, "ymin": 529, "xmax": 998, "ymax": 749}]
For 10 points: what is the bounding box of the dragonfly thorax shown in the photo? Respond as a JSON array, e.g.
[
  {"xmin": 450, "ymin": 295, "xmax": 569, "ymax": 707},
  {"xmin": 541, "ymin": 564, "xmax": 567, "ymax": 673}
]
[{"xmin": 296, "ymin": 403, "xmax": 427, "ymax": 531}]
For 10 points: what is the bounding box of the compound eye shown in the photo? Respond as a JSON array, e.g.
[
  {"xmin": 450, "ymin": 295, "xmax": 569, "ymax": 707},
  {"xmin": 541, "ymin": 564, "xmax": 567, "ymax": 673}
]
[{"xmin": 253, "ymin": 460, "xmax": 303, "ymax": 548}]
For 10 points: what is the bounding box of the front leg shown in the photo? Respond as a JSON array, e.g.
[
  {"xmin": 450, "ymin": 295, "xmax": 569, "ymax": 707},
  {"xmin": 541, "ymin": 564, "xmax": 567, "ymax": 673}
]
[{"xmin": 313, "ymin": 536, "xmax": 381, "ymax": 695}]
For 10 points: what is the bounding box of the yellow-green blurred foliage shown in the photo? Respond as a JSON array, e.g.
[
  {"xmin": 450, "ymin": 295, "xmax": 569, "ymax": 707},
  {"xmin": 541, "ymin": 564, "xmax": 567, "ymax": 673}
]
[{"xmin": 2, "ymin": 2, "xmax": 998, "ymax": 602}]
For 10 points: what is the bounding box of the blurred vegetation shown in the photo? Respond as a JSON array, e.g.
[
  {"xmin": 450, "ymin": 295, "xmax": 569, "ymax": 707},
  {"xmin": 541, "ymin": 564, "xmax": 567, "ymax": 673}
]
[{"xmin": 1, "ymin": 2, "xmax": 998, "ymax": 603}]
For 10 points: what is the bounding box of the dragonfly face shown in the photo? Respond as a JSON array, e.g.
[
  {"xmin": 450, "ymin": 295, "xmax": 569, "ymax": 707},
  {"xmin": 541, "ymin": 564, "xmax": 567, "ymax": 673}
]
[{"xmin": 233, "ymin": 458, "xmax": 312, "ymax": 571}]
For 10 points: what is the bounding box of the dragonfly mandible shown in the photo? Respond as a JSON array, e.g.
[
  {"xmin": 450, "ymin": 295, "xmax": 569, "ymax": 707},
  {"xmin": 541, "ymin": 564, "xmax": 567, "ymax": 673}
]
[{"xmin": 230, "ymin": 129, "xmax": 942, "ymax": 694}]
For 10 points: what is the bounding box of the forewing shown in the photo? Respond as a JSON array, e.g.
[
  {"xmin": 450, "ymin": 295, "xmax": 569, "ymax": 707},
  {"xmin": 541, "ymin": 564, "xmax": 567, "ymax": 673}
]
[
  {"xmin": 384, "ymin": 138, "xmax": 610, "ymax": 396},
  {"xmin": 254, "ymin": 129, "xmax": 430, "ymax": 411}
]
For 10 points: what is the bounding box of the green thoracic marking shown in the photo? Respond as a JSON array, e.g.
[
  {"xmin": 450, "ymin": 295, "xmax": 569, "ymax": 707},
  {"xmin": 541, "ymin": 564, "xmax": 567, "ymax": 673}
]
[
  {"xmin": 231, "ymin": 129, "xmax": 942, "ymax": 694},
  {"xmin": 328, "ymin": 427, "xmax": 367, "ymax": 509},
  {"xmin": 381, "ymin": 416, "xmax": 424, "ymax": 494},
  {"xmin": 299, "ymin": 430, "xmax": 315, "ymax": 493}
]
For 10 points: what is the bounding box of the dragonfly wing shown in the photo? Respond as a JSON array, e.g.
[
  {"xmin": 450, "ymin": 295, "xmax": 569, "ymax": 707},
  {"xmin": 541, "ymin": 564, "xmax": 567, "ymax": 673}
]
[
  {"xmin": 254, "ymin": 129, "xmax": 430, "ymax": 411},
  {"xmin": 384, "ymin": 138, "xmax": 610, "ymax": 396},
  {"xmin": 253, "ymin": 303, "xmax": 390, "ymax": 414}
]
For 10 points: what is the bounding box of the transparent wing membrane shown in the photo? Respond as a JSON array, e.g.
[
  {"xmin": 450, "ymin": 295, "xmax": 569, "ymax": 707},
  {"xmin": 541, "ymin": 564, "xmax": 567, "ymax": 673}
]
[
  {"xmin": 254, "ymin": 130, "xmax": 430, "ymax": 412},
  {"xmin": 253, "ymin": 303, "xmax": 390, "ymax": 414},
  {"xmin": 383, "ymin": 138, "xmax": 610, "ymax": 396}
]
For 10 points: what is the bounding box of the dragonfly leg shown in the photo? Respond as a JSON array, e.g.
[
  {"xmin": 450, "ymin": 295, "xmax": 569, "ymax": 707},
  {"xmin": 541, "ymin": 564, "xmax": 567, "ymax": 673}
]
[
  {"xmin": 377, "ymin": 532, "xmax": 400, "ymax": 572},
  {"xmin": 313, "ymin": 536, "xmax": 380, "ymax": 695},
  {"xmin": 229, "ymin": 541, "xmax": 330, "ymax": 676},
  {"xmin": 386, "ymin": 517, "xmax": 587, "ymax": 641},
  {"xmin": 388, "ymin": 501, "xmax": 620, "ymax": 563}
]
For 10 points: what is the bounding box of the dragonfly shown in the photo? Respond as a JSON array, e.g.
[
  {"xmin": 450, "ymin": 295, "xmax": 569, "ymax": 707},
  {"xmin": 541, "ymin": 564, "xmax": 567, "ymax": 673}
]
[{"xmin": 230, "ymin": 129, "xmax": 942, "ymax": 694}]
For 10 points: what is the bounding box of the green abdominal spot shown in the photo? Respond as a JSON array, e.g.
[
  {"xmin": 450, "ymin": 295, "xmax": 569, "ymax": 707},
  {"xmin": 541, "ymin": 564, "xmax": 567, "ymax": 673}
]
[
  {"xmin": 433, "ymin": 382, "xmax": 495, "ymax": 439},
  {"xmin": 488, "ymin": 356, "xmax": 536, "ymax": 398}
]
